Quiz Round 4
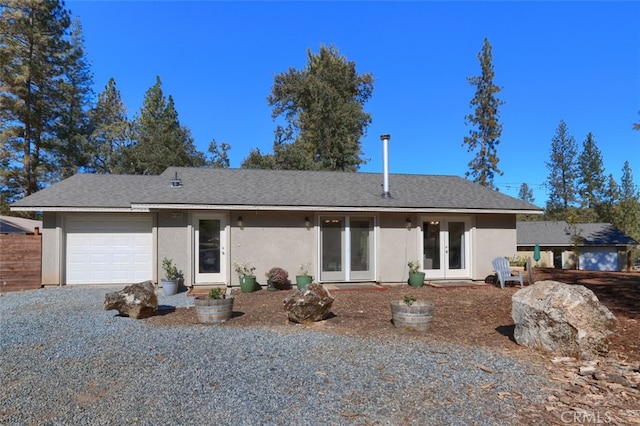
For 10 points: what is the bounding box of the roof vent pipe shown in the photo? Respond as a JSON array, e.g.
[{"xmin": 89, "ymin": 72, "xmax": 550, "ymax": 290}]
[
  {"xmin": 380, "ymin": 134, "xmax": 391, "ymax": 198},
  {"xmin": 170, "ymin": 171, "xmax": 183, "ymax": 188}
]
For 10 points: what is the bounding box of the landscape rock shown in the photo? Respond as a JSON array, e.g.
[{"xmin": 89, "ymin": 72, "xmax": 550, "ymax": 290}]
[
  {"xmin": 283, "ymin": 283, "xmax": 334, "ymax": 323},
  {"xmin": 512, "ymin": 280, "xmax": 617, "ymax": 360},
  {"xmin": 104, "ymin": 281, "xmax": 158, "ymax": 319}
]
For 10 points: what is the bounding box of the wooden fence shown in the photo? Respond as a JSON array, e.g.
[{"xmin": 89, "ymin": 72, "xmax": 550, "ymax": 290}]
[{"xmin": 0, "ymin": 234, "xmax": 42, "ymax": 292}]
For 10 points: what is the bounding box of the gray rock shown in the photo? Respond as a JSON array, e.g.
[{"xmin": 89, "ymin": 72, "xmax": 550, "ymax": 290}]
[
  {"xmin": 512, "ymin": 280, "xmax": 617, "ymax": 360},
  {"xmin": 104, "ymin": 281, "xmax": 158, "ymax": 319},
  {"xmin": 283, "ymin": 283, "xmax": 334, "ymax": 323}
]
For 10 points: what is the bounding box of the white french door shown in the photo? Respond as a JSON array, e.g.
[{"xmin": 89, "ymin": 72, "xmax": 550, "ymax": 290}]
[
  {"xmin": 319, "ymin": 216, "xmax": 375, "ymax": 282},
  {"xmin": 421, "ymin": 216, "xmax": 470, "ymax": 279},
  {"xmin": 192, "ymin": 213, "xmax": 227, "ymax": 284}
]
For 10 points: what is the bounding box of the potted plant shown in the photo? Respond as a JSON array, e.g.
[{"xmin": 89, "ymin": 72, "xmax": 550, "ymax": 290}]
[
  {"xmin": 161, "ymin": 257, "xmax": 181, "ymax": 296},
  {"xmin": 234, "ymin": 261, "xmax": 256, "ymax": 293},
  {"xmin": 295, "ymin": 263, "xmax": 313, "ymax": 289},
  {"xmin": 194, "ymin": 287, "xmax": 233, "ymax": 324},
  {"xmin": 407, "ymin": 259, "xmax": 425, "ymax": 287},
  {"xmin": 390, "ymin": 295, "xmax": 434, "ymax": 332},
  {"xmin": 265, "ymin": 267, "xmax": 289, "ymax": 291}
]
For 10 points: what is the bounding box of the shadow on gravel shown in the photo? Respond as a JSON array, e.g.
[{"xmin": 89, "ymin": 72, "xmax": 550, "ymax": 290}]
[
  {"xmin": 496, "ymin": 324, "xmax": 516, "ymax": 343},
  {"xmin": 156, "ymin": 305, "xmax": 176, "ymax": 316}
]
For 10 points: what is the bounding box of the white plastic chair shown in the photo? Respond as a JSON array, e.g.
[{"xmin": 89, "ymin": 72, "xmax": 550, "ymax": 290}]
[{"xmin": 491, "ymin": 257, "xmax": 524, "ymax": 289}]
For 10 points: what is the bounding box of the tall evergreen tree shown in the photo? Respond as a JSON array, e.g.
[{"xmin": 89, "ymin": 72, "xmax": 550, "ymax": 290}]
[
  {"xmin": 87, "ymin": 78, "xmax": 133, "ymax": 174},
  {"xmin": 130, "ymin": 76, "xmax": 205, "ymax": 175},
  {"xmin": 463, "ymin": 38, "xmax": 504, "ymax": 189},
  {"xmin": 0, "ymin": 0, "xmax": 74, "ymax": 204},
  {"xmin": 615, "ymin": 161, "xmax": 640, "ymax": 243},
  {"xmin": 576, "ymin": 132, "xmax": 606, "ymax": 211},
  {"xmin": 206, "ymin": 139, "xmax": 231, "ymax": 168},
  {"xmin": 53, "ymin": 18, "xmax": 93, "ymax": 179},
  {"xmin": 597, "ymin": 174, "xmax": 620, "ymax": 224},
  {"xmin": 545, "ymin": 120, "xmax": 578, "ymax": 219},
  {"xmin": 260, "ymin": 44, "xmax": 373, "ymax": 171},
  {"xmin": 518, "ymin": 183, "xmax": 535, "ymax": 204}
]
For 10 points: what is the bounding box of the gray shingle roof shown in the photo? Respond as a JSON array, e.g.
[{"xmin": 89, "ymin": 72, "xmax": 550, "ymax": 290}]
[
  {"xmin": 12, "ymin": 167, "xmax": 542, "ymax": 212},
  {"xmin": 517, "ymin": 221, "xmax": 638, "ymax": 247}
]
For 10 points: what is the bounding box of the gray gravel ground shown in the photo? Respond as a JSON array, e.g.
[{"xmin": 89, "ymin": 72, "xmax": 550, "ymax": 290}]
[{"xmin": 1, "ymin": 286, "xmax": 552, "ymax": 425}]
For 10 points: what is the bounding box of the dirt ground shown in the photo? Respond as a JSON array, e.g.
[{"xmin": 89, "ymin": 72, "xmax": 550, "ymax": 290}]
[
  {"xmin": 145, "ymin": 268, "xmax": 640, "ymax": 425},
  {"xmin": 146, "ymin": 268, "xmax": 639, "ymax": 363}
]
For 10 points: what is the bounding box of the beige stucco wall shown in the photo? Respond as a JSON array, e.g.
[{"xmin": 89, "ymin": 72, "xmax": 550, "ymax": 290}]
[
  {"xmin": 229, "ymin": 210, "xmax": 315, "ymax": 287},
  {"xmin": 157, "ymin": 211, "xmax": 189, "ymax": 284},
  {"xmin": 40, "ymin": 209, "xmax": 521, "ymax": 287},
  {"xmin": 378, "ymin": 213, "xmax": 419, "ymax": 283},
  {"xmin": 474, "ymin": 214, "xmax": 518, "ymax": 280},
  {"xmin": 41, "ymin": 212, "xmax": 61, "ymax": 286}
]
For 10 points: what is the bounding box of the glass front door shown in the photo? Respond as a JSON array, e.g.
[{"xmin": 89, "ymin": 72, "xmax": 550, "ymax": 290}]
[
  {"xmin": 193, "ymin": 214, "xmax": 227, "ymax": 284},
  {"xmin": 320, "ymin": 216, "xmax": 374, "ymax": 282},
  {"xmin": 422, "ymin": 217, "xmax": 470, "ymax": 279}
]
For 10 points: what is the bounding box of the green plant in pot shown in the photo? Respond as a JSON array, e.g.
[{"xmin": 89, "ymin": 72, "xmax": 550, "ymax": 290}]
[
  {"xmin": 295, "ymin": 263, "xmax": 313, "ymax": 289},
  {"xmin": 265, "ymin": 267, "xmax": 289, "ymax": 291},
  {"xmin": 194, "ymin": 287, "xmax": 233, "ymax": 324},
  {"xmin": 407, "ymin": 259, "xmax": 425, "ymax": 287},
  {"xmin": 234, "ymin": 261, "xmax": 256, "ymax": 293},
  {"xmin": 161, "ymin": 257, "xmax": 182, "ymax": 296}
]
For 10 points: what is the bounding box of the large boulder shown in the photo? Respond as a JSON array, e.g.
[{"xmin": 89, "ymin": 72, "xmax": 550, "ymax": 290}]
[
  {"xmin": 283, "ymin": 283, "xmax": 334, "ymax": 323},
  {"xmin": 512, "ymin": 280, "xmax": 617, "ymax": 360},
  {"xmin": 104, "ymin": 281, "xmax": 158, "ymax": 319}
]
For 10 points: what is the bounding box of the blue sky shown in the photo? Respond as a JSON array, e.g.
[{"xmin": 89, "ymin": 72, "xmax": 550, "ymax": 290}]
[{"xmin": 67, "ymin": 1, "xmax": 640, "ymax": 206}]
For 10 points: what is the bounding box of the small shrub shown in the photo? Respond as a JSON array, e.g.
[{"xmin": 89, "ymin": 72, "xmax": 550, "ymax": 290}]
[
  {"xmin": 507, "ymin": 255, "xmax": 527, "ymax": 267},
  {"xmin": 266, "ymin": 267, "xmax": 289, "ymax": 288},
  {"xmin": 162, "ymin": 258, "xmax": 180, "ymax": 280},
  {"xmin": 407, "ymin": 260, "xmax": 421, "ymax": 274},
  {"xmin": 404, "ymin": 295, "xmax": 417, "ymax": 306},
  {"xmin": 208, "ymin": 287, "xmax": 224, "ymax": 299}
]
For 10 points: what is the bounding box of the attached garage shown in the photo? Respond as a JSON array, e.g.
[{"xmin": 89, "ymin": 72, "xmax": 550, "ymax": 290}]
[{"xmin": 65, "ymin": 215, "xmax": 153, "ymax": 284}]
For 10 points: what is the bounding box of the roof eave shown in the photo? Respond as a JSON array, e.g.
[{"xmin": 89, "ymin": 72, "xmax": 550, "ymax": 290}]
[
  {"xmin": 10, "ymin": 206, "xmax": 150, "ymax": 213},
  {"xmin": 131, "ymin": 203, "xmax": 542, "ymax": 214}
]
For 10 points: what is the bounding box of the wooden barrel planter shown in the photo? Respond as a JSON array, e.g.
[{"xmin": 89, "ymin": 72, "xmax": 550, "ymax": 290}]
[
  {"xmin": 390, "ymin": 300, "xmax": 434, "ymax": 332},
  {"xmin": 194, "ymin": 297, "xmax": 234, "ymax": 324}
]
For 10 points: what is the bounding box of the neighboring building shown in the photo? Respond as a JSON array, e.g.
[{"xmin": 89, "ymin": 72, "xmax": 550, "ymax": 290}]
[
  {"xmin": 0, "ymin": 215, "xmax": 42, "ymax": 235},
  {"xmin": 517, "ymin": 221, "xmax": 638, "ymax": 271},
  {"xmin": 11, "ymin": 167, "xmax": 541, "ymax": 288}
]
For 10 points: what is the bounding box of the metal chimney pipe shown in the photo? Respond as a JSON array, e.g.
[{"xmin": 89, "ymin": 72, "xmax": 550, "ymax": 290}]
[{"xmin": 380, "ymin": 134, "xmax": 391, "ymax": 198}]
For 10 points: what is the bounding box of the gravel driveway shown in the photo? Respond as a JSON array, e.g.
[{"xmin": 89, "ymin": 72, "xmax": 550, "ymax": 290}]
[{"xmin": 1, "ymin": 286, "xmax": 552, "ymax": 425}]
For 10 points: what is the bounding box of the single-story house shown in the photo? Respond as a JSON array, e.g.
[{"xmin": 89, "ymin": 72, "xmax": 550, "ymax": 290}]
[
  {"xmin": 517, "ymin": 221, "xmax": 638, "ymax": 271},
  {"xmin": 10, "ymin": 167, "xmax": 542, "ymax": 288}
]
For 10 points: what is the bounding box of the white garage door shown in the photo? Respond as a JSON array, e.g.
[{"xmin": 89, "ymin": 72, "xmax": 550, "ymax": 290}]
[
  {"xmin": 579, "ymin": 248, "xmax": 618, "ymax": 271},
  {"xmin": 66, "ymin": 216, "xmax": 153, "ymax": 284}
]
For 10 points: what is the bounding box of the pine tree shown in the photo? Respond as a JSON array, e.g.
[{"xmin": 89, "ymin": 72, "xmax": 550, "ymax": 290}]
[
  {"xmin": 597, "ymin": 174, "xmax": 620, "ymax": 224},
  {"xmin": 130, "ymin": 76, "xmax": 205, "ymax": 175},
  {"xmin": 545, "ymin": 120, "xmax": 578, "ymax": 219},
  {"xmin": 615, "ymin": 161, "xmax": 640, "ymax": 243},
  {"xmin": 463, "ymin": 38, "xmax": 504, "ymax": 189},
  {"xmin": 53, "ymin": 18, "xmax": 93, "ymax": 179},
  {"xmin": 261, "ymin": 44, "xmax": 373, "ymax": 171},
  {"xmin": 518, "ymin": 183, "xmax": 535, "ymax": 204},
  {"xmin": 577, "ymin": 132, "xmax": 606, "ymax": 211},
  {"xmin": 0, "ymin": 0, "xmax": 74, "ymax": 204},
  {"xmin": 87, "ymin": 78, "xmax": 134, "ymax": 174},
  {"xmin": 206, "ymin": 139, "xmax": 231, "ymax": 168}
]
